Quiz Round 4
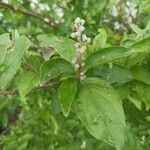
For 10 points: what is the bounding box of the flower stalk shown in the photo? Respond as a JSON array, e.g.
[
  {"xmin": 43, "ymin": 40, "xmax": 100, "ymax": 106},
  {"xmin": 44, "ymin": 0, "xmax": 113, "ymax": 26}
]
[{"xmin": 71, "ymin": 17, "xmax": 91, "ymax": 81}]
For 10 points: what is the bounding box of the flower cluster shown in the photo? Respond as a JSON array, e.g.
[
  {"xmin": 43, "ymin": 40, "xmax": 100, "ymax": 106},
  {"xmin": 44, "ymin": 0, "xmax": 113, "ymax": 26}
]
[{"xmin": 71, "ymin": 17, "xmax": 91, "ymax": 81}]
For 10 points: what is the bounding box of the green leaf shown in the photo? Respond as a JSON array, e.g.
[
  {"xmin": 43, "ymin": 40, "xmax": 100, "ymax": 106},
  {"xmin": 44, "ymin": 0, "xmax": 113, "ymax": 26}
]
[
  {"xmin": 1, "ymin": 111, "xmax": 8, "ymax": 128},
  {"xmin": 18, "ymin": 70, "xmax": 39, "ymax": 101},
  {"xmin": 58, "ymin": 78, "xmax": 78, "ymax": 117},
  {"xmin": 0, "ymin": 35, "xmax": 31, "ymax": 88},
  {"xmin": 24, "ymin": 55, "xmax": 43, "ymax": 73},
  {"xmin": 130, "ymin": 24, "xmax": 143, "ymax": 34},
  {"xmin": 131, "ymin": 82, "xmax": 150, "ymax": 110},
  {"xmin": 131, "ymin": 66, "xmax": 150, "ymax": 84},
  {"xmin": 37, "ymin": 34, "xmax": 76, "ymax": 62},
  {"xmin": 76, "ymin": 77, "xmax": 126, "ymax": 150},
  {"xmin": 131, "ymin": 37, "xmax": 150, "ymax": 50},
  {"xmin": 87, "ymin": 64, "xmax": 133, "ymax": 84},
  {"xmin": 40, "ymin": 58, "xmax": 75, "ymax": 83},
  {"xmin": 0, "ymin": 33, "xmax": 11, "ymax": 64},
  {"xmin": 84, "ymin": 42, "xmax": 150, "ymax": 71},
  {"xmin": 124, "ymin": 38, "xmax": 150, "ymax": 68},
  {"xmin": 84, "ymin": 47, "xmax": 129, "ymax": 70}
]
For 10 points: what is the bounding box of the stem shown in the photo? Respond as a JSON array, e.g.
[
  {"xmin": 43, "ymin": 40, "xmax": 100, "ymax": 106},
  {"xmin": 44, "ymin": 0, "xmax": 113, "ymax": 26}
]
[{"xmin": 0, "ymin": 1, "xmax": 56, "ymax": 29}]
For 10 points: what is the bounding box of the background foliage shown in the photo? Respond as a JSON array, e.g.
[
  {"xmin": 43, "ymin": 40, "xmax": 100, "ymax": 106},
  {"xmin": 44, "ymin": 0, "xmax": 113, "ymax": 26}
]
[{"xmin": 0, "ymin": 0, "xmax": 150, "ymax": 150}]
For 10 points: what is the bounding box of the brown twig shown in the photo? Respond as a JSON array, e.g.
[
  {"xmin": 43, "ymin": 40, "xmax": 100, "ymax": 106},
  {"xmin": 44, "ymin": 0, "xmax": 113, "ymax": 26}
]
[
  {"xmin": 0, "ymin": 1, "xmax": 56, "ymax": 29},
  {"xmin": 0, "ymin": 89, "xmax": 18, "ymax": 96},
  {"xmin": 0, "ymin": 80, "xmax": 59, "ymax": 96}
]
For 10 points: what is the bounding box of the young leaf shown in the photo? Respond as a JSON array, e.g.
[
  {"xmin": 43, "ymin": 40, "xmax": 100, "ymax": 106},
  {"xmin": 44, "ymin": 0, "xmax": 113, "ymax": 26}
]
[
  {"xmin": 93, "ymin": 28, "xmax": 107, "ymax": 50},
  {"xmin": 131, "ymin": 37, "xmax": 150, "ymax": 50},
  {"xmin": 132, "ymin": 82, "xmax": 150, "ymax": 110},
  {"xmin": 130, "ymin": 24, "xmax": 143, "ymax": 35},
  {"xmin": 76, "ymin": 77, "xmax": 126, "ymax": 150},
  {"xmin": 37, "ymin": 34, "xmax": 76, "ymax": 62},
  {"xmin": 0, "ymin": 33, "xmax": 11, "ymax": 64},
  {"xmin": 58, "ymin": 78, "xmax": 78, "ymax": 117},
  {"xmin": 0, "ymin": 35, "xmax": 31, "ymax": 88},
  {"xmin": 40, "ymin": 58, "xmax": 75, "ymax": 83}
]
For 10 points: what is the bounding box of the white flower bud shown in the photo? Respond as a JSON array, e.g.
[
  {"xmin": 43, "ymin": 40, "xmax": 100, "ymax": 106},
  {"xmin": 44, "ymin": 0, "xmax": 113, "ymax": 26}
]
[
  {"xmin": 77, "ymin": 46, "xmax": 86, "ymax": 54},
  {"xmin": 78, "ymin": 26, "xmax": 85, "ymax": 33},
  {"xmin": 72, "ymin": 58, "xmax": 77, "ymax": 64},
  {"xmin": 80, "ymin": 74, "xmax": 86, "ymax": 81},
  {"xmin": 80, "ymin": 19, "xmax": 85, "ymax": 25},
  {"xmin": 75, "ymin": 32, "xmax": 81, "ymax": 38},
  {"xmin": 75, "ymin": 42, "xmax": 81, "ymax": 49},
  {"xmin": 82, "ymin": 34, "xmax": 88, "ymax": 42},
  {"xmin": 80, "ymin": 76, "xmax": 85, "ymax": 81},
  {"xmin": 71, "ymin": 32, "xmax": 76, "ymax": 38},
  {"xmin": 81, "ymin": 62, "xmax": 85, "ymax": 67},
  {"xmin": 82, "ymin": 34, "xmax": 91, "ymax": 43},
  {"xmin": 74, "ymin": 63, "xmax": 80, "ymax": 69},
  {"xmin": 80, "ymin": 72, "xmax": 84, "ymax": 76},
  {"xmin": 87, "ymin": 37, "xmax": 91, "ymax": 43}
]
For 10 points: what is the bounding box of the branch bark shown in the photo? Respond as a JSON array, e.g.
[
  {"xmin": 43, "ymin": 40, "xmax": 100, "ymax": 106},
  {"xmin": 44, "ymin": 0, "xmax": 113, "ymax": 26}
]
[
  {"xmin": 0, "ymin": 1, "xmax": 56, "ymax": 29},
  {"xmin": 0, "ymin": 80, "xmax": 59, "ymax": 96}
]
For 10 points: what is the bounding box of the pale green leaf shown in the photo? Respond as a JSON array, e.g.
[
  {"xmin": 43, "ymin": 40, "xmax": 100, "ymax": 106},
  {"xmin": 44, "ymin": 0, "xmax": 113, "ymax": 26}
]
[
  {"xmin": 124, "ymin": 38, "xmax": 150, "ymax": 68},
  {"xmin": 84, "ymin": 47, "xmax": 129, "ymax": 70},
  {"xmin": 37, "ymin": 34, "xmax": 76, "ymax": 62},
  {"xmin": 132, "ymin": 82, "xmax": 150, "ymax": 110},
  {"xmin": 131, "ymin": 37, "xmax": 150, "ymax": 50},
  {"xmin": 0, "ymin": 33, "xmax": 11, "ymax": 64},
  {"xmin": 40, "ymin": 58, "xmax": 75, "ymax": 83},
  {"xmin": 130, "ymin": 24, "xmax": 143, "ymax": 34},
  {"xmin": 58, "ymin": 78, "xmax": 78, "ymax": 117},
  {"xmin": 131, "ymin": 66, "xmax": 150, "ymax": 84},
  {"xmin": 0, "ymin": 35, "xmax": 31, "ymax": 88},
  {"xmin": 84, "ymin": 41, "xmax": 150, "ymax": 71},
  {"xmin": 76, "ymin": 77, "xmax": 126, "ymax": 150},
  {"xmin": 18, "ymin": 70, "xmax": 39, "ymax": 101},
  {"xmin": 93, "ymin": 28, "xmax": 107, "ymax": 50}
]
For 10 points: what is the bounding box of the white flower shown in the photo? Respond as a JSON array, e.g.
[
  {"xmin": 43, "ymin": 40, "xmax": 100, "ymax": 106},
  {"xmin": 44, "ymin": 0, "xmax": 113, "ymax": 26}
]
[{"xmin": 71, "ymin": 17, "xmax": 90, "ymax": 81}]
